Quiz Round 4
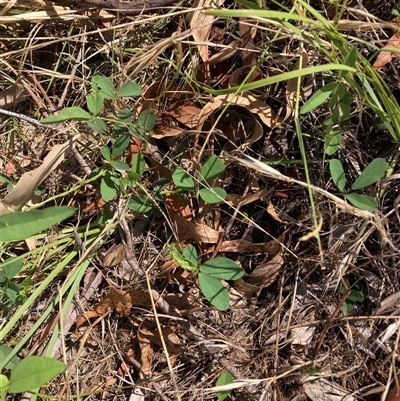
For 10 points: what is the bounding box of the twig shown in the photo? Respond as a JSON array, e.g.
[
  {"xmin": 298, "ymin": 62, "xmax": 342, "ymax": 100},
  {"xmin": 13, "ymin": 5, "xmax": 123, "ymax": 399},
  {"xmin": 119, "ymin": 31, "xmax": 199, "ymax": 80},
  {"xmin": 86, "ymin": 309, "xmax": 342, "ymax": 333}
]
[
  {"xmin": 0, "ymin": 108, "xmax": 56, "ymax": 129},
  {"xmin": 312, "ymin": 285, "xmax": 352, "ymax": 358}
]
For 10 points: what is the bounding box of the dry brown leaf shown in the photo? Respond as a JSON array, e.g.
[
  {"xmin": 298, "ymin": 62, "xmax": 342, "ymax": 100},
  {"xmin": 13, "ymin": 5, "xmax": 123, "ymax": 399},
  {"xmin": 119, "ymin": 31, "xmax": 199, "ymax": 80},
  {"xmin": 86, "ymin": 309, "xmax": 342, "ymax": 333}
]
[
  {"xmin": 169, "ymin": 210, "xmax": 222, "ymax": 243},
  {"xmin": 94, "ymin": 288, "xmax": 151, "ymax": 316},
  {"xmin": 246, "ymin": 251, "xmax": 284, "ymax": 287},
  {"xmin": 153, "ymin": 125, "xmax": 183, "ymax": 139},
  {"xmin": 235, "ymin": 233, "xmax": 285, "ymax": 296},
  {"xmin": 163, "ymin": 293, "xmax": 195, "ymax": 310},
  {"xmin": 235, "ymin": 278, "xmax": 261, "ymax": 299},
  {"xmin": 225, "ymin": 187, "xmax": 273, "ymax": 207},
  {"xmin": 190, "ymin": 0, "xmax": 225, "ymax": 63},
  {"xmin": 303, "ymin": 378, "xmax": 355, "ymax": 401},
  {"xmin": 102, "ymin": 244, "xmax": 126, "ymax": 268},
  {"xmin": 208, "ymin": 39, "xmax": 240, "ymax": 65},
  {"xmin": 218, "ymin": 239, "xmax": 281, "ymax": 254},
  {"xmin": 165, "ymin": 192, "xmax": 192, "ymax": 220},
  {"xmin": 238, "ymin": 17, "xmax": 258, "ymax": 68},
  {"xmin": 75, "ymin": 288, "xmax": 152, "ymax": 338},
  {"xmin": 373, "ymin": 33, "xmax": 400, "ymax": 70},
  {"xmin": 0, "ymin": 84, "xmax": 28, "ymax": 110},
  {"xmin": 137, "ymin": 327, "xmax": 153, "ymax": 377},
  {"xmin": 164, "ymin": 192, "xmax": 221, "ymax": 243},
  {"xmin": 0, "ymin": 136, "xmax": 76, "ymax": 215},
  {"xmin": 167, "ymin": 101, "xmax": 202, "ymax": 128},
  {"xmin": 139, "ymin": 325, "xmax": 181, "ymax": 366},
  {"xmin": 386, "ymin": 376, "xmax": 400, "ymax": 401},
  {"xmin": 197, "ymin": 93, "xmax": 276, "ymax": 130}
]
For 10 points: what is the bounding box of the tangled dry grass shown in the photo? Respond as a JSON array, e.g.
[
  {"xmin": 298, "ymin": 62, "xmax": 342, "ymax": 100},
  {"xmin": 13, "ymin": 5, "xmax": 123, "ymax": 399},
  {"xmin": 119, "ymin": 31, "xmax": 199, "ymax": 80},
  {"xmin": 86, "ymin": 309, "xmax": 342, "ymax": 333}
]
[{"xmin": 0, "ymin": 0, "xmax": 400, "ymax": 400}]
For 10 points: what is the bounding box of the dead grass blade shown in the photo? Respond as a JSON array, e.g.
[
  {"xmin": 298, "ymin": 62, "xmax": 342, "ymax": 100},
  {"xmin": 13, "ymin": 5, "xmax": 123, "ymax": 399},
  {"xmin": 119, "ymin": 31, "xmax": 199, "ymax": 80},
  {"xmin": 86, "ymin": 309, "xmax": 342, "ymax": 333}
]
[
  {"xmin": 373, "ymin": 32, "xmax": 400, "ymax": 70},
  {"xmin": 190, "ymin": 0, "xmax": 226, "ymax": 63},
  {"xmin": 0, "ymin": 136, "xmax": 77, "ymax": 215},
  {"xmin": 231, "ymin": 154, "xmax": 388, "ymax": 240}
]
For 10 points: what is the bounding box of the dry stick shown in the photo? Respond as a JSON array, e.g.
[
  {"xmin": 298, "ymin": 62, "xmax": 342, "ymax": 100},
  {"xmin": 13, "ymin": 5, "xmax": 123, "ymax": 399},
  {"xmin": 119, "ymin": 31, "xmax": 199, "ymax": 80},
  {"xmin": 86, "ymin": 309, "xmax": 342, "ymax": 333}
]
[
  {"xmin": 119, "ymin": 216, "xmax": 144, "ymax": 279},
  {"xmin": 0, "ymin": 108, "xmax": 54, "ymax": 129},
  {"xmin": 27, "ymin": 73, "xmax": 57, "ymax": 112},
  {"xmin": 68, "ymin": 0, "xmax": 178, "ymax": 15}
]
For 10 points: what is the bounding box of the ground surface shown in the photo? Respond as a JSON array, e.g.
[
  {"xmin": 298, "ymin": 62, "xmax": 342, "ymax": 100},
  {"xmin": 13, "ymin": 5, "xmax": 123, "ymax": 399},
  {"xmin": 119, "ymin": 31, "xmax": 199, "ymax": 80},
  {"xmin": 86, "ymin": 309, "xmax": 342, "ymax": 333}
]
[{"xmin": 0, "ymin": 0, "xmax": 400, "ymax": 400}]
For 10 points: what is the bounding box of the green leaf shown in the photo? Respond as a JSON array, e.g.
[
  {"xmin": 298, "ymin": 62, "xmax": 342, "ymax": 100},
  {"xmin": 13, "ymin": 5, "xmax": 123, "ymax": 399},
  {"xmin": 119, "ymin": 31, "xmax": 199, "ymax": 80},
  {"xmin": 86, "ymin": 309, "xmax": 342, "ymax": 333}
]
[
  {"xmin": 111, "ymin": 134, "xmax": 130, "ymax": 159},
  {"xmin": 87, "ymin": 119, "xmax": 108, "ymax": 135},
  {"xmin": 328, "ymin": 82, "xmax": 347, "ymax": 107},
  {"xmin": 182, "ymin": 244, "xmax": 198, "ymax": 268},
  {"xmin": 339, "ymin": 46, "xmax": 357, "ymax": 78},
  {"xmin": 332, "ymin": 101, "xmax": 350, "ymax": 125},
  {"xmin": 86, "ymin": 90, "xmax": 104, "ymax": 116},
  {"xmin": 138, "ymin": 110, "xmax": 157, "ymax": 132},
  {"xmin": 113, "ymin": 108, "xmax": 133, "ymax": 135},
  {"xmin": 111, "ymin": 160, "xmax": 130, "ymax": 171},
  {"xmin": 117, "ymin": 108, "xmax": 133, "ymax": 122},
  {"xmin": 170, "ymin": 244, "xmax": 198, "ymax": 271},
  {"xmin": 198, "ymin": 273, "xmax": 230, "ymax": 310},
  {"xmin": 172, "ymin": 168, "xmax": 195, "ymax": 191},
  {"xmin": 347, "ymin": 290, "xmax": 365, "ymax": 302},
  {"xmin": 342, "ymin": 300, "xmax": 353, "ymax": 315},
  {"xmin": 329, "ymin": 159, "xmax": 346, "ymax": 192},
  {"xmin": 351, "ymin": 158, "xmax": 387, "ymax": 190},
  {"xmin": 100, "ymin": 174, "xmax": 120, "ymax": 202},
  {"xmin": 2, "ymin": 258, "xmax": 23, "ymax": 279},
  {"xmin": 0, "ymin": 345, "xmax": 19, "ymax": 370},
  {"xmin": 101, "ymin": 146, "xmax": 111, "ymax": 161},
  {"xmin": 215, "ymin": 371, "xmax": 234, "ymax": 401},
  {"xmin": 130, "ymin": 153, "xmax": 145, "ymax": 181},
  {"xmin": 6, "ymin": 281, "xmax": 23, "ymax": 304},
  {"xmin": 8, "ymin": 356, "xmax": 66, "ymax": 393},
  {"xmin": 200, "ymin": 257, "xmax": 244, "ymax": 280},
  {"xmin": 199, "ymin": 187, "xmax": 226, "ymax": 204},
  {"xmin": 0, "ymin": 173, "xmax": 13, "ymax": 184},
  {"xmin": 117, "ymin": 81, "xmax": 141, "ymax": 98},
  {"xmin": 300, "ymin": 82, "xmax": 336, "ymax": 114},
  {"xmin": 0, "ymin": 206, "xmax": 76, "ymax": 242},
  {"xmin": 0, "ymin": 374, "xmax": 9, "ymax": 399},
  {"xmin": 324, "ymin": 129, "xmax": 341, "ymax": 155},
  {"xmin": 126, "ymin": 195, "xmax": 153, "ymax": 214},
  {"xmin": 92, "ymin": 75, "xmax": 114, "ymax": 99},
  {"xmin": 200, "ymin": 156, "xmax": 225, "ymax": 183},
  {"xmin": 344, "ymin": 193, "xmax": 378, "ymax": 211},
  {"xmin": 41, "ymin": 107, "xmax": 91, "ymax": 124}
]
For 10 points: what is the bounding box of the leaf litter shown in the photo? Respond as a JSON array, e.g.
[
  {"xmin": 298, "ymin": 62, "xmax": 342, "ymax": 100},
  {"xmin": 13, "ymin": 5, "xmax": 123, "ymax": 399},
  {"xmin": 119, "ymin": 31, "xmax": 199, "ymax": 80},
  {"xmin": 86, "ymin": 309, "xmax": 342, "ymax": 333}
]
[{"xmin": 1, "ymin": 1, "xmax": 400, "ymax": 400}]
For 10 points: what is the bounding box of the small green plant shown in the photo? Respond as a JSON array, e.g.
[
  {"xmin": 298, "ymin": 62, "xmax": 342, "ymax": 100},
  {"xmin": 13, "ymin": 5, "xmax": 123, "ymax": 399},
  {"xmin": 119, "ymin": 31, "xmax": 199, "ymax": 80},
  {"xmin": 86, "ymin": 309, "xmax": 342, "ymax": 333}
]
[
  {"xmin": 42, "ymin": 75, "xmax": 156, "ymax": 206},
  {"xmin": 170, "ymin": 244, "xmax": 244, "ymax": 310},
  {"xmin": 0, "ymin": 354, "xmax": 66, "ymax": 399},
  {"xmin": 172, "ymin": 155, "xmax": 227, "ymax": 204},
  {"xmin": 300, "ymin": 365, "xmax": 322, "ymax": 374},
  {"xmin": 215, "ymin": 371, "xmax": 234, "ymax": 400},
  {"xmin": 329, "ymin": 157, "xmax": 387, "ymax": 211},
  {"xmin": 300, "ymin": 48, "xmax": 357, "ymax": 155},
  {"xmin": 338, "ymin": 278, "xmax": 367, "ymax": 315},
  {"xmin": 0, "ymin": 257, "xmax": 31, "ymax": 311}
]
